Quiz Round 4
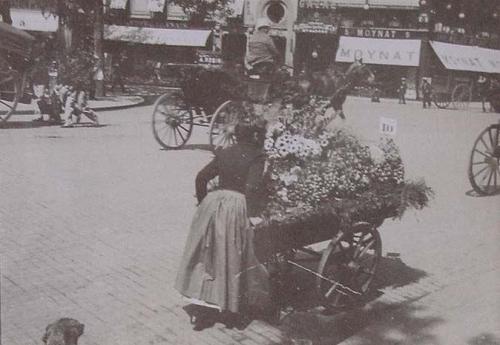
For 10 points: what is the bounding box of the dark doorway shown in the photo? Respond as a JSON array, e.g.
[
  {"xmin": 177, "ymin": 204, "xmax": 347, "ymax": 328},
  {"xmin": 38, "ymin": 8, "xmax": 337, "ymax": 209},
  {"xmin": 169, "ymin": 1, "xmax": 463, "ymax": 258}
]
[{"xmin": 295, "ymin": 33, "xmax": 337, "ymax": 74}]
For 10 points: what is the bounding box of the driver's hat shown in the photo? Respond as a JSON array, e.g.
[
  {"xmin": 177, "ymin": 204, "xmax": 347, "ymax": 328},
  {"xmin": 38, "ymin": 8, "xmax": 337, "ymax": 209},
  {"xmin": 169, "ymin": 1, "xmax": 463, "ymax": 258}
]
[{"xmin": 255, "ymin": 17, "xmax": 271, "ymax": 30}]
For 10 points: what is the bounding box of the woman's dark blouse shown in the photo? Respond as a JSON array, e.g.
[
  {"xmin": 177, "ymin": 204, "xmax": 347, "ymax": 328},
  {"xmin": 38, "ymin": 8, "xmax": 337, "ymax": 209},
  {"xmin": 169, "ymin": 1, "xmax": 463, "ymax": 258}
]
[{"xmin": 195, "ymin": 143, "xmax": 266, "ymax": 217}]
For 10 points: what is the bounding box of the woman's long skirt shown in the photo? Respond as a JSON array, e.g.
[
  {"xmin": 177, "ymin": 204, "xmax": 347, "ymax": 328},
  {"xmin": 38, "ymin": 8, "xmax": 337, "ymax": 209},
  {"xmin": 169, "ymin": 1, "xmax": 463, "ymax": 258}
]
[{"xmin": 174, "ymin": 190, "xmax": 270, "ymax": 314}]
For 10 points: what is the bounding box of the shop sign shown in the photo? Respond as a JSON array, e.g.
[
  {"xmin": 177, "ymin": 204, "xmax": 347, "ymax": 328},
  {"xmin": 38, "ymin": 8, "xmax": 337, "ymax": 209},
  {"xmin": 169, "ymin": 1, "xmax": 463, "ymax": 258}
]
[
  {"xmin": 430, "ymin": 41, "xmax": 500, "ymax": 74},
  {"xmin": 10, "ymin": 9, "xmax": 58, "ymax": 32},
  {"xmin": 336, "ymin": 36, "xmax": 422, "ymax": 66},
  {"xmin": 299, "ymin": 0, "xmax": 339, "ymax": 9},
  {"xmin": 294, "ymin": 22, "xmax": 337, "ymax": 34},
  {"xmin": 342, "ymin": 27, "xmax": 425, "ymax": 39},
  {"xmin": 299, "ymin": 0, "xmax": 368, "ymax": 8}
]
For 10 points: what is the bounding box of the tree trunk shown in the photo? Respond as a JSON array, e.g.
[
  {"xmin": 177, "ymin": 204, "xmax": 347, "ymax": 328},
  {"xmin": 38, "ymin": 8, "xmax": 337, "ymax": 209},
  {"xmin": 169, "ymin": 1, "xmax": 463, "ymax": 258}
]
[{"xmin": 93, "ymin": 0, "xmax": 105, "ymax": 97}]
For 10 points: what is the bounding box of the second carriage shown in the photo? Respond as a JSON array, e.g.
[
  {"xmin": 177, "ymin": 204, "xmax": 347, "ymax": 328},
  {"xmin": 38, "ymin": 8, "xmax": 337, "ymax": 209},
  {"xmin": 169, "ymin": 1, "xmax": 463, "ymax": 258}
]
[{"xmin": 151, "ymin": 62, "xmax": 279, "ymax": 150}]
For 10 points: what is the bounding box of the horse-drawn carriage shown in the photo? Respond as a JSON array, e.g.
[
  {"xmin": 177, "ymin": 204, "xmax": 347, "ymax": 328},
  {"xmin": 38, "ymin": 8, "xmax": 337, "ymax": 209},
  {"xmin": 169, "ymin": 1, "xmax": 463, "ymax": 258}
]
[{"xmin": 0, "ymin": 22, "xmax": 34, "ymax": 123}]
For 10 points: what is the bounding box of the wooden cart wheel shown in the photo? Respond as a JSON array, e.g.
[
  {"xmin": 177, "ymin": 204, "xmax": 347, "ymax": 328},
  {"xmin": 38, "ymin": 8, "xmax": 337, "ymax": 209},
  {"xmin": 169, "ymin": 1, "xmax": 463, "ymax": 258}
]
[
  {"xmin": 468, "ymin": 124, "xmax": 500, "ymax": 195},
  {"xmin": 316, "ymin": 226, "xmax": 382, "ymax": 309},
  {"xmin": 433, "ymin": 92, "xmax": 451, "ymax": 109},
  {"xmin": 451, "ymin": 84, "xmax": 472, "ymax": 110},
  {"xmin": 152, "ymin": 92, "xmax": 194, "ymax": 149},
  {"xmin": 0, "ymin": 56, "xmax": 22, "ymax": 123},
  {"xmin": 209, "ymin": 100, "xmax": 237, "ymax": 150}
]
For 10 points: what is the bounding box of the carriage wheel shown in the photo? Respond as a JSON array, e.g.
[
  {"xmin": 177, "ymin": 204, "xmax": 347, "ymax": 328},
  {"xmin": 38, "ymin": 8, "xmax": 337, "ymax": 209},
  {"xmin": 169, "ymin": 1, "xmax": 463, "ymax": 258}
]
[
  {"xmin": 209, "ymin": 100, "xmax": 237, "ymax": 150},
  {"xmin": 316, "ymin": 227, "xmax": 382, "ymax": 309},
  {"xmin": 451, "ymin": 84, "xmax": 472, "ymax": 110},
  {"xmin": 468, "ymin": 124, "xmax": 500, "ymax": 195},
  {"xmin": 433, "ymin": 92, "xmax": 451, "ymax": 109},
  {"xmin": 0, "ymin": 57, "xmax": 21, "ymax": 123},
  {"xmin": 152, "ymin": 93, "xmax": 194, "ymax": 149}
]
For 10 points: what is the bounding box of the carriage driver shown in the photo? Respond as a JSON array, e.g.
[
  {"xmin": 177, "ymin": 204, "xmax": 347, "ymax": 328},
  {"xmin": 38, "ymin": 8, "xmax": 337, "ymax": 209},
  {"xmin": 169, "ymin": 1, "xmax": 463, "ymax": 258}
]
[{"xmin": 245, "ymin": 18, "xmax": 280, "ymax": 77}]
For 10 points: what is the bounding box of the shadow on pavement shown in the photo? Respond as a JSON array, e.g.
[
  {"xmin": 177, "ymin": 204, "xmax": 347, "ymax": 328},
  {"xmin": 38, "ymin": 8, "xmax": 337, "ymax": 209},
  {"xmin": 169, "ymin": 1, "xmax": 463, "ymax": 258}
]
[
  {"xmin": 280, "ymin": 302, "xmax": 444, "ymax": 345},
  {"xmin": 0, "ymin": 121, "xmax": 61, "ymax": 129},
  {"xmin": 276, "ymin": 255, "xmax": 429, "ymax": 344},
  {"xmin": 465, "ymin": 189, "xmax": 500, "ymax": 197},
  {"xmin": 160, "ymin": 144, "xmax": 213, "ymax": 152},
  {"xmin": 468, "ymin": 333, "xmax": 500, "ymax": 345}
]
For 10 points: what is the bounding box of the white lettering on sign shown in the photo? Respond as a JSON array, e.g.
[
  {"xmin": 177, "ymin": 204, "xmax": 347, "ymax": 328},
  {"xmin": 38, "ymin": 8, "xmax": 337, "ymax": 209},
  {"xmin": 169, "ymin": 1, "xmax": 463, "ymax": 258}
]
[
  {"xmin": 335, "ymin": 37, "xmax": 421, "ymax": 67},
  {"xmin": 430, "ymin": 41, "xmax": 500, "ymax": 74},
  {"xmin": 379, "ymin": 117, "xmax": 397, "ymax": 136}
]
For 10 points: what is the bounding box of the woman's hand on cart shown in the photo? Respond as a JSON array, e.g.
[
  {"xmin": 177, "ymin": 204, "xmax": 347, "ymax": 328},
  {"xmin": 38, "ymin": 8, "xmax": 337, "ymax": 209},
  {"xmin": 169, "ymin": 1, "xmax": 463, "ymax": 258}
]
[{"xmin": 249, "ymin": 217, "xmax": 263, "ymax": 226}]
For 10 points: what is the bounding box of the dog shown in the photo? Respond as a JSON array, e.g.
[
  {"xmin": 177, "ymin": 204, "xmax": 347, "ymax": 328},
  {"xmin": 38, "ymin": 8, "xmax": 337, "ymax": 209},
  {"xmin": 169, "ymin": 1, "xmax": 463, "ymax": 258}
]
[{"xmin": 42, "ymin": 318, "xmax": 84, "ymax": 345}]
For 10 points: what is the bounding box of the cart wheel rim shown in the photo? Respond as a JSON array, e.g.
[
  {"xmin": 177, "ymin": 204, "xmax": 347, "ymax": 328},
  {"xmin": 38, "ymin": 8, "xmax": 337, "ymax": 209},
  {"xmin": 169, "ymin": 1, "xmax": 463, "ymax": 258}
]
[
  {"xmin": 317, "ymin": 229, "xmax": 382, "ymax": 309},
  {"xmin": 152, "ymin": 93, "xmax": 193, "ymax": 149},
  {"xmin": 468, "ymin": 125, "xmax": 500, "ymax": 195}
]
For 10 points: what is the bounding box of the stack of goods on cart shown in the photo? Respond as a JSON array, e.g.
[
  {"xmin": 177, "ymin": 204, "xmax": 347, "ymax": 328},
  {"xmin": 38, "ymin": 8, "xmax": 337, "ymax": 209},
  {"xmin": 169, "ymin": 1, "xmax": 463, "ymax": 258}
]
[{"xmin": 255, "ymin": 99, "xmax": 433, "ymax": 236}]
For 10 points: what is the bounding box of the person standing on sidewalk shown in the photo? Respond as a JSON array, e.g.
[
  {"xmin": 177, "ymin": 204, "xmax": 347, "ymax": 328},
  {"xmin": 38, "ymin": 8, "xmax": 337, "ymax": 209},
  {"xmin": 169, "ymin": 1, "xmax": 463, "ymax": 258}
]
[
  {"xmin": 398, "ymin": 77, "xmax": 407, "ymax": 104},
  {"xmin": 111, "ymin": 53, "xmax": 126, "ymax": 93},
  {"xmin": 477, "ymin": 75, "xmax": 490, "ymax": 112},
  {"xmin": 152, "ymin": 61, "xmax": 162, "ymax": 83},
  {"xmin": 422, "ymin": 78, "xmax": 432, "ymax": 108},
  {"xmin": 175, "ymin": 110, "xmax": 271, "ymax": 331}
]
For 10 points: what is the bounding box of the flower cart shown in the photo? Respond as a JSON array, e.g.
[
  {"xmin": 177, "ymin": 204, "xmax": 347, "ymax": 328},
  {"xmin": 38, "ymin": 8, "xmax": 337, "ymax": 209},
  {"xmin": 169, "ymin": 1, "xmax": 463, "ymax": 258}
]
[{"xmin": 248, "ymin": 101, "xmax": 432, "ymax": 312}]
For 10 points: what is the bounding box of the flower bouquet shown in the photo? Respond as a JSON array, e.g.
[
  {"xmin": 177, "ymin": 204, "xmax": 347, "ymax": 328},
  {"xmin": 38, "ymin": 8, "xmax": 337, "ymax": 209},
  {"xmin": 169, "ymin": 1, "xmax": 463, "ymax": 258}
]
[{"xmin": 254, "ymin": 99, "xmax": 433, "ymax": 253}]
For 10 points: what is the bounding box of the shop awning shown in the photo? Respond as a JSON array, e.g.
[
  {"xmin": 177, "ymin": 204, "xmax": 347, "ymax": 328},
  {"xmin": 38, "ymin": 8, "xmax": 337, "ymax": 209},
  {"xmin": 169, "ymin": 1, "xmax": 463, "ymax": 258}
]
[
  {"xmin": 148, "ymin": 0, "xmax": 166, "ymax": 13},
  {"xmin": 430, "ymin": 41, "xmax": 500, "ymax": 74},
  {"xmin": 109, "ymin": 0, "xmax": 128, "ymax": 10},
  {"xmin": 104, "ymin": 25, "xmax": 212, "ymax": 47},
  {"xmin": 335, "ymin": 36, "xmax": 421, "ymax": 66},
  {"xmin": 10, "ymin": 9, "xmax": 58, "ymax": 32}
]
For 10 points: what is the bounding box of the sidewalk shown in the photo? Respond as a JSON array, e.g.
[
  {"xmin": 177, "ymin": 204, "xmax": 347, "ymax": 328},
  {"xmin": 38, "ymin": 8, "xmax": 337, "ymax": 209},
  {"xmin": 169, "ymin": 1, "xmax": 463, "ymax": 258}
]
[{"xmin": 12, "ymin": 94, "xmax": 145, "ymax": 115}]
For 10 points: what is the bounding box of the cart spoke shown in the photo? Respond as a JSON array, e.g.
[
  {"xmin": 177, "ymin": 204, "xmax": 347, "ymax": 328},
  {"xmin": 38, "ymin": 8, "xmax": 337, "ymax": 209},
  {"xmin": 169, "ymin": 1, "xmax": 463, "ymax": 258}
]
[
  {"xmin": 474, "ymin": 165, "xmax": 490, "ymax": 179},
  {"xmin": 175, "ymin": 126, "xmax": 186, "ymax": 142},
  {"xmin": 474, "ymin": 149, "xmax": 491, "ymax": 159},
  {"xmin": 479, "ymin": 136, "xmax": 491, "ymax": 152},
  {"xmin": 0, "ymin": 99, "xmax": 14, "ymax": 109}
]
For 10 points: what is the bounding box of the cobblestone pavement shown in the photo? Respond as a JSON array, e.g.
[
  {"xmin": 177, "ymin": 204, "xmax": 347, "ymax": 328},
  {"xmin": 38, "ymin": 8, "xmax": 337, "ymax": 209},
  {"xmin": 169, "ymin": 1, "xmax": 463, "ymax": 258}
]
[{"xmin": 1, "ymin": 97, "xmax": 499, "ymax": 345}]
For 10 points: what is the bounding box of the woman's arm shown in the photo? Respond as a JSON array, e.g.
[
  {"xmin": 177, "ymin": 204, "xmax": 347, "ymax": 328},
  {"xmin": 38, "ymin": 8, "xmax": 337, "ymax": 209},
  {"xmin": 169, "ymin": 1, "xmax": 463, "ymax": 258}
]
[
  {"xmin": 195, "ymin": 157, "xmax": 218, "ymax": 203},
  {"xmin": 245, "ymin": 155, "xmax": 266, "ymax": 217}
]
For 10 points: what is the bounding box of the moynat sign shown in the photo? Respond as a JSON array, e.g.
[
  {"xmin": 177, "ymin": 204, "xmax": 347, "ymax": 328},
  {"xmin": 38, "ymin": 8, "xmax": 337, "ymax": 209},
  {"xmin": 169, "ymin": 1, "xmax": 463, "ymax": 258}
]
[
  {"xmin": 341, "ymin": 27, "xmax": 426, "ymax": 39},
  {"xmin": 336, "ymin": 36, "xmax": 422, "ymax": 66}
]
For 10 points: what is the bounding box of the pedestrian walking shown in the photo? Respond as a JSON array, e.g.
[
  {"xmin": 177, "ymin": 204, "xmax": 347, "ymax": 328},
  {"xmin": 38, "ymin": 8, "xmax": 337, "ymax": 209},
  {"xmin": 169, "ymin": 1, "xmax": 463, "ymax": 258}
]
[
  {"xmin": 398, "ymin": 77, "xmax": 407, "ymax": 104},
  {"xmin": 422, "ymin": 78, "xmax": 432, "ymax": 108},
  {"xmin": 175, "ymin": 110, "xmax": 271, "ymax": 331},
  {"xmin": 477, "ymin": 74, "xmax": 490, "ymax": 112}
]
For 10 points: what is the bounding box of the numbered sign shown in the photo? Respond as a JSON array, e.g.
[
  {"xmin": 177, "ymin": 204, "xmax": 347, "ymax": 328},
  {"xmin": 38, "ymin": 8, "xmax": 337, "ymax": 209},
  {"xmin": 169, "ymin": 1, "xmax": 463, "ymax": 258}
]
[{"xmin": 380, "ymin": 117, "xmax": 397, "ymax": 136}]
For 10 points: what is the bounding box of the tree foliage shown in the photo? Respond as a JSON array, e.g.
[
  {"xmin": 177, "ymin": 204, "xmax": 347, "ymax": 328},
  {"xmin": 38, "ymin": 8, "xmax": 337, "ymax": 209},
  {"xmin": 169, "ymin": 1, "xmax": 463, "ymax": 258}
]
[{"xmin": 171, "ymin": 0, "xmax": 232, "ymax": 25}]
